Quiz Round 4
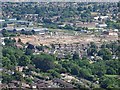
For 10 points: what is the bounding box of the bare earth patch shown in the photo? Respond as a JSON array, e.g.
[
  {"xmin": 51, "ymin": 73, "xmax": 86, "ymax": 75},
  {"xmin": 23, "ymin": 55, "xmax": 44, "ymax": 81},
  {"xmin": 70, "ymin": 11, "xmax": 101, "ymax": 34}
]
[{"xmin": 13, "ymin": 34, "xmax": 118, "ymax": 46}]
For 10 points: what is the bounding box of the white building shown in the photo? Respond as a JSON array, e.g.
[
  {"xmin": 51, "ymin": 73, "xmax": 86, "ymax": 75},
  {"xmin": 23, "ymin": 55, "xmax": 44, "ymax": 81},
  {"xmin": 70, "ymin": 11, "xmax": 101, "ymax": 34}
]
[
  {"xmin": 94, "ymin": 16, "xmax": 108, "ymax": 20},
  {"xmin": 108, "ymin": 32, "xmax": 118, "ymax": 36},
  {"xmin": 0, "ymin": 19, "xmax": 5, "ymax": 22},
  {"xmin": 97, "ymin": 24, "xmax": 107, "ymax": 28}
]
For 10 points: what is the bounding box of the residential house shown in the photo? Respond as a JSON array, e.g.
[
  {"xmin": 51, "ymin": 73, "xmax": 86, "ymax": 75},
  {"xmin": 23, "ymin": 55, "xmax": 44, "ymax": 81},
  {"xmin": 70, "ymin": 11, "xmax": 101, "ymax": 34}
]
[
  {"xmin": 94, "ymin": 16, "xmax": 109, "ymax": 21},
  {"xmin": 75, "ymin": 22, "xmax": 96, "ymax": 29},
  {"xmin": 30, "ymin": 83, "xmax": 37, "ymax": 89},
  {"xmin": 15, "ymin": 66, "xmax": 24, "ymax": 72},
  {"xmin": 103, "ymin": 31, "xmax": 118, "ymax": 36},
  {"xmin": 97, "ymin": 23, "xmax": 107, "ymax": 28},
  {"xmin": 53, "ymin": 78, "xmax": 75, "ymax": 88},
  {"xmin": 15, "ymin": 43, "xmax": 23, "ymax": 49}
]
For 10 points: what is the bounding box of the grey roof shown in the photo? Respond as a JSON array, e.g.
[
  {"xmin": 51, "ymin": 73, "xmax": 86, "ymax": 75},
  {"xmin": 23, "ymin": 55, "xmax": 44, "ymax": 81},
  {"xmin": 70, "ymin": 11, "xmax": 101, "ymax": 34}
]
[{"xmin": 53, "ymin": 78, "xmax": 75, "ymax": 88}]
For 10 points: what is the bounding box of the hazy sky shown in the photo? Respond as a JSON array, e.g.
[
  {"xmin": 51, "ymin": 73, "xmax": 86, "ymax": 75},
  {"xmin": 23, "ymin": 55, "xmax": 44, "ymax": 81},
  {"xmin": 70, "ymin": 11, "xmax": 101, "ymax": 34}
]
[{"xmin": 0, "ymin": 0, "xmax": 119, "ymax": 2}]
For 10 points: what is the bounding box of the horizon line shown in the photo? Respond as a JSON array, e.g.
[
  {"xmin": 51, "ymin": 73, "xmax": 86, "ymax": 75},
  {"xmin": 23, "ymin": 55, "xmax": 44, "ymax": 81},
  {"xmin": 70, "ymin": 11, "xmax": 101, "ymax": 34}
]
[{"xmin": 0, "ymin": 0, "xmax": 119, "ymax": 2}]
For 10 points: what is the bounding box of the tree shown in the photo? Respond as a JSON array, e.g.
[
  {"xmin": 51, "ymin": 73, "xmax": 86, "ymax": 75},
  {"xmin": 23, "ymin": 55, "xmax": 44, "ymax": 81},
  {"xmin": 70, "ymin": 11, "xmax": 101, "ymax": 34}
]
[
  {"xmin": 92, "ymin": 61, "xmax": 106, "ymax": 77},
  {"xmin": 2, "ymin": 73, "xmax": 13, "ymax": 83},
  {"xmin": 64, "ymin": 24, "xmax": 74, "ymax": 30},
  {"xmin": 32, "ymin": 54, "xmax": 55, "ymax": 71},
  {"xmin": 48, "ymin": 70, "xmax": 61, "ymax": 78},
  {"xmin": 14, "ymin": 71, "xmax": 24, "ymax": 81},
  {"xmin": 21, "ymin": 29, "xmax": 25, "ymax": 34},
  {"xmin": 2, "ymin": 47, "xmax": 13, "ymax": 57},
  {"xmin": 71, "ymin": 64, "xmax": 80, "ymax": 75},
  {"xmin": 27, "ymin": 44, "xmax": 35, "ymax": 49},
  {"xmin": 90, "ymin": 42, "xmax": 97, "ymax": 49},
  {"xmin": 2, "ymin": 29, "xmax": 9, "ymax": 37},
  {"xmin": 118, "ymin": 1, "xmax": 120, "ymax": 12},
  {"xmin": 25, "ymin": 78, "xmax": 32, "ymax": 84},
  {"xmin": 76, "ymin": 27, "xmax": 82, "ymax": 31},
  {"xmin": 3, "ymin": 23, "xmax": 7, "ymax": 27},
  {"xmin": 13, "ymin": 29, "xmax": 17, "ymax": 32},
  {"xmin": 98, "ymin": 48, "xmax": 112, "ymax": 60},
  {"xmin": 61, "ymin": 61, "xmax": 71, "ymax": 73},
  {"xmin": 51, "ymin": 44, "xmax": 55, "ymax": 49},
  {"xmin": 31, "ymin": 30, "xmax": 35, "ymax": 34},
  {"xmin": 72, "ymin": 52, "xmax": 80, "ymax": 60},
  {"xmin": 25, "ymin": 48, "xmax": 34, "ymax": 55},
  {"xmin": 36, "ymin": 45, "xmax": 44, "ymax": 51},
  {"xmin": 77, "ymin": 59, "xmax": 90, "ymax": 68},
  {"xmin": 87, "ymin": 48, "xmax": 97, "ymax": 56},
  {"xmin": 59, "ymin": 68, "xmax": 67, "ymax": 73},
  {"xmin": 88, "ymin": 6, "xmax": 92, "ymax": 11},
  {"xmin": 4, "ymin": 38, "xmax": 16, "ymax": 46},
  {"xmin": 105, "ymin": 60, "xmax": 120, "ymax": 75},
  {"xmin": 64, "ymin": 54, "xmax": 71, "ymax": 59},
  {"xmin": 18, "ymin": 38, "xmax": 22, "ymax": 43},
  {"xmin": 77, "ymin": 6, "xmax": 83, "ymax": 11},
  {"xmin": 100, "ymin": 76, "xmax": 118, "ymax": 88},
  {"xmin": 43, "ymin": 18, "xmax": 52, "ymax": 23},
  {"xmin": 2, "ymin": 57, "xmax": 11, "ymax": 69},
  {"xmin": 106, "ymin": 68, "xmax": 116, "ymax": 75},
  {"xmin": 10, "ymin": 55, "xmax": 17, "ymax": 66},
  {"xmin": 79, "ymin": 69, "xmax": 91, "ymax": 79},
  {"xmin": 19, "ymin": 55, "xmax": 31, "ymax": 66}
]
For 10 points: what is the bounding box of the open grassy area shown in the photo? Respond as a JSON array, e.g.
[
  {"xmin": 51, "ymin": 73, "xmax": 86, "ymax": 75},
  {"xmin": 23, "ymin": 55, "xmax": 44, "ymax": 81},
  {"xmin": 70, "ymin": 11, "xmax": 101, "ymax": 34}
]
[{"xmin": 105, "ymin": 74, "xmax": 119, "ymax": 78}]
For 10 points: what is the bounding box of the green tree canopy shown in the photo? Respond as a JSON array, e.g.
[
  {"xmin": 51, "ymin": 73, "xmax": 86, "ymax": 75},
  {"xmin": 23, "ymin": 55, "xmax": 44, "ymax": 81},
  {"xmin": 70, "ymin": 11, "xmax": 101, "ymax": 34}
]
[
  {"xmin": 19, "ymin": 55, "xmax": 31, "ymax": 66},
  {"xmin": 32, "ymin": 53, "xmax": 55, "ymax": 71}
]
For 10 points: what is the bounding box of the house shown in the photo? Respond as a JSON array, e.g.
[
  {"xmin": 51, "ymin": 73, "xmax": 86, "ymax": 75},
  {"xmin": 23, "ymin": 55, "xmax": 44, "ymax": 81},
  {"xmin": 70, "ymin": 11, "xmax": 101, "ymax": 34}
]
[
  {"xmin": 15, "ymin": 43, "xmax": 23, "ymax": 49},
  {"xmin": 97, "ymin": 24, "xmax": 107, "ymax": 28},
  {"xmin": 15, "ymin": 66, "xmax": 24, "ymax": 72},
  {"xmin": 8, "ymin": 18, "xmax": 17, "ymax": 21},
  {"xmin": 100, "ymin": 16, "xmax": 109, "ymax": 20},
  {"xmin": 35, "ymin": 79, "xmax": 51, "ymax": 89},
  {"xmin": 30, "ymin": 83, "xmax": 37, "ymax": 89},
  {"xmin": 8, "ymin": 83, "xmax": 16, "ymax": 88},
  {"xmin": 58, "ymin": 24, "xmax": 66, "ymax": 27},
  {"xmin": 108, "ymin": 31, "xmax": 118, "ymax": 36},
  {"xmin": 25, "ymin": 14, "xmax": 39, "ymax": 17},
  {"xmin": 11, "ymin": 80, "xmax": 20, "ymax": 85},
  {"xmin": 17, "ymin": 20, "xmax": 29, "ymax": 25},
  {"xmin": 64, "ymin": 22, "xmax": 74, "ymax": 26},
  {"xmin": 33, "ymin": 28, "xmax": 49, "ymax": 35},
  {"xmin": 21, "ymin": 82, "xmax": 30, "ymax": 88},
  {"xmin": 0, "ymin": 84, "xmax": 8, "ymax": 89},
  {"xmin": 50, "ymin": 16, "xmax": 60, "ymax": 22},
  {"xmin": 75, "ymin": 22, "xmax": 96, "ymax": 29},
  {"xmin": 5, "ymin": 27, "xmax": 25, "ymax": 32},
  {"xmin": 7, "ymin": 23, "xmax": 15, "ymax": 28},
  {"xmin": 1, "ymin": 41, "xmax": 5, "ymax": 46},
  {"xmin": 7, "ymin": 70, "xmax": 14, "ymax": 75},
  {"xmin": 103, "ymin": 31, "xmax": 118, "ymax": 36},
  {"xmin": 61, "ymin": 73, "xmax": 79, "ymax": 83},
  {"xmin": 53, "ymin": 78, "xmax": 75, "ymax": 88},
  {"xmin": 0, "ymin": 19, "xmax": 5, "ymax": 22},
  {"xmin": 29, "ymin": 22, "xmax": 34, "ymax": 26},
  {"xmin": 94, "ymin": 16, "xmax": 108, "ymax": 20},
  {"xmin": 114, "ymin": 29, "xmax": 119, "ymax": 32},
  {"xmin": 57, "ymin": 54, "xmax": 65, "ymax": 59}
]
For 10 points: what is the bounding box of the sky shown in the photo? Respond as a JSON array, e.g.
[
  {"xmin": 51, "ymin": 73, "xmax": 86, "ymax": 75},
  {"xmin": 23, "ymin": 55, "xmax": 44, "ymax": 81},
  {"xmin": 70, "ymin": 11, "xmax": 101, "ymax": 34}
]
[{"xmin": 0, "ymin": 0, "xmax": 119, "ymax": 2}]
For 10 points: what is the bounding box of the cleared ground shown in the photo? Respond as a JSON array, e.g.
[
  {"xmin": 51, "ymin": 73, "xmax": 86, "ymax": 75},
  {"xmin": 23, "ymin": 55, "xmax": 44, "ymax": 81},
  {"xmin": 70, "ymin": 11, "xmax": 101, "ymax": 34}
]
[{"xmin": 13, "ymin": 32, "xmax": 118, "ymax": 46}]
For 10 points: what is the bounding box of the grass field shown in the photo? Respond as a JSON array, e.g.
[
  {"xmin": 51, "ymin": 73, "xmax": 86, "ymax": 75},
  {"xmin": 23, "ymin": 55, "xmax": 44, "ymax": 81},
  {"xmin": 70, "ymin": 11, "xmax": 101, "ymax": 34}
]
[{"xmin": 105, "ymin": 74, "xmax": 119, "ymax": 78}]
